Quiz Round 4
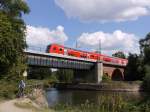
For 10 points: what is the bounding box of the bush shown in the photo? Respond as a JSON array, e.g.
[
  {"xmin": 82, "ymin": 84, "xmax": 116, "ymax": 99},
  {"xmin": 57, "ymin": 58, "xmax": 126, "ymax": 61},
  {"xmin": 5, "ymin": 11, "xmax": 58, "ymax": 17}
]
[
  {"xmin": 143, "ymin": 65, "xmax": 150, "ymax": 91},
  {"xmin": 102, "ymin": 73, "xmax": 111, "ymax": 82},
  {"xmin": 0, "ymin": 80, "xmax": 18, "ymax": 99},
  {"xmin": 52, "ymin": 94, "xmax": 147, "ymax": 112}
]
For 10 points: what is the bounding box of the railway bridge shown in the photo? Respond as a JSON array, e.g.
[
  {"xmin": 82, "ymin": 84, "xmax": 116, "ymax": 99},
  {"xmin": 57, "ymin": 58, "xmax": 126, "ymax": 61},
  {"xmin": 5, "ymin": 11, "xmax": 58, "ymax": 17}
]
[{"xmin": 25, "ymin": 51, "xmax": 126, "ymax": 83}]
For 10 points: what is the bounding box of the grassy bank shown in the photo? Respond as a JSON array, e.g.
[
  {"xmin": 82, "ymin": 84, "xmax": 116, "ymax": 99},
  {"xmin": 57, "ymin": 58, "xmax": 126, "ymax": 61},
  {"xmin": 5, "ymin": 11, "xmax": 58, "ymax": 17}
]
[
  {"xmin": 0, "ymin": 79, "xmax": 53, "ymax": 99},
  {"xmin": 0, "ymin": 80, "xmax": 18, "ymax": 99},
  {"xmin": 0, "ymin": 79, "xmax": 54, "ymax": 112},
  {"xmin": 52, "ymin": 93, "xmax": 150, "ymax": 112},
  {"xmin": 55, "ymin": 81, "xmax": 143, "ymax": 92},
  {"xmin": 0, "ymin": 79, "xmax": 149, "ymax": 112}
]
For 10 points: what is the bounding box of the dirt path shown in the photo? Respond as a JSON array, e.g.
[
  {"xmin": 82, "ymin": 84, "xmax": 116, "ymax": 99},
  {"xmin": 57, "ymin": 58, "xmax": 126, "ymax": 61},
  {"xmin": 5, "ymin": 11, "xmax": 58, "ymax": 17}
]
[{"xmin": 0, "ymin": 99, "xmax": 35, "ymax": 112}]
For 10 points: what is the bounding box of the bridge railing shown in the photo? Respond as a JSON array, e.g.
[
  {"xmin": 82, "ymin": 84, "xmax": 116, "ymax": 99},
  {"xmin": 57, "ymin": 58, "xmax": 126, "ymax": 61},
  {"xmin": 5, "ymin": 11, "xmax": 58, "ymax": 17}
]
[{"xmin": 25, "ymin": 45, "xmax": 46, "ymax": 53}]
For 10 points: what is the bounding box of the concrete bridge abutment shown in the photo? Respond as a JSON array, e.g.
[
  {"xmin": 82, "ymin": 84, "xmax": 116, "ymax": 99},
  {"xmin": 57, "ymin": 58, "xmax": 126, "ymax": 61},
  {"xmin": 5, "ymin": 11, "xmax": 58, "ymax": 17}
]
[{"xmin": 74, "ymin": 62, "xmax": 103, "ymax": 83}]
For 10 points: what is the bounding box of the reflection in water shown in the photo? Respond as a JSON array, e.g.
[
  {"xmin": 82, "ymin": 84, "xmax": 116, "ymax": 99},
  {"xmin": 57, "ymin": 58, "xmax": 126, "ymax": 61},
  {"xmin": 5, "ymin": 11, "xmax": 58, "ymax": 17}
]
[{"xmin": 46, "ymin": 88, "xmax": 145, "ymax": 107}]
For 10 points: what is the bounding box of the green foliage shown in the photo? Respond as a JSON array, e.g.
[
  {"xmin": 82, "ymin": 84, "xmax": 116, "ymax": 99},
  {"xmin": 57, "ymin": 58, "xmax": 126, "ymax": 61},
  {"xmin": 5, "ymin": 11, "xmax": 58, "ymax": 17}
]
[
  {"xmin": 139, "ymin": 32, "xmax": 150, "ymax": 65},
  {"xmin": 0, "ymin": 0, "xmax": 30, "ymax": 80},
  {"xmin": 124, "ymin": 32, "xmax": 150, "ymax": 82},
  {"xmin": 125, "ymin": 53, "xmax": 144, "ymax": 81},
  {"xmin": 102, "ymin": 73, "xmax": 111, "ymax": 82},
  {"xmin": 143, "ymin": 46, "xmax": 150, "ymax": 65},
  {"xmin": 52, "ymin": 94, "xmax": 150, "ymax": 112},
  {"xmin": 0, "ymin": 12, "xmax": 18, "ymax": 75},
  {"xmin": 49, "ymin": 73, "xmax": 59, "ymax": 83},
  {"xmin": 143, "ymin": 65, "xmax": 150, "ymax": 91},
  {"xmin": 56, "ymin": 69, "xmax": 74, "ymax": 83},
  {"xmin": 0, "ymin": 0, "xmax": 30, "ymax": 99},
  {"xmin": 27, "ymin": 68, "xmax": 59, "ymax": 86},
  {"xmin": 21, "ymin": 79, "xmax": 55, "ymax": 97},
  {"xmin": 139, "ymin": 32, "xmax": 150, "ymax": 92},
  {"xmin": 28, "ymin": 67, "xmax": 52, "ymax": 80},
  {"xmin": 0, "ymin": 80, "xmax": 18, "ymax": 99},
  {"xmin": 0, "ymin": 0, "xmax": 30, "ymax": 17},
  {"xmin": 139, "ymin": 32, "xmax": 150, "ymax": 50},
  {"xmin": 112, "ymin": 51, "xmax": 126, "ymax": 59}
]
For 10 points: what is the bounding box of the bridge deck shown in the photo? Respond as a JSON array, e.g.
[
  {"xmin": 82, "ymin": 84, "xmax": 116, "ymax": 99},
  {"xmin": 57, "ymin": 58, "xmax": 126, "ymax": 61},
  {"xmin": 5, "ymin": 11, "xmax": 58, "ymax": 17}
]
[{"xmin": 25, "ymin": 50, "xmax": 126, "ymax": 68}]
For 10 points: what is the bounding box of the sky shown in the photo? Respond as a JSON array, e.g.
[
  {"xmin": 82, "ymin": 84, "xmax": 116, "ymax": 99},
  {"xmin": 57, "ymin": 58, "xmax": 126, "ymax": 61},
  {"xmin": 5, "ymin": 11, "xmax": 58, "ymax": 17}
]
[{"xmin": 23, "ymin": 0, "xmax": 150, "ymax": 55}]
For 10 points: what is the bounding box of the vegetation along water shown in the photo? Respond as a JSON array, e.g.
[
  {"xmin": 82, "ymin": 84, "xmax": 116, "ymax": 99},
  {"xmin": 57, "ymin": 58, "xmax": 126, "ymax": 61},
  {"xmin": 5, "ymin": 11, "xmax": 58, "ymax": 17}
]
[{"xmin": 46, "ymin": 88, "xmax": 150, "ymax": 112}]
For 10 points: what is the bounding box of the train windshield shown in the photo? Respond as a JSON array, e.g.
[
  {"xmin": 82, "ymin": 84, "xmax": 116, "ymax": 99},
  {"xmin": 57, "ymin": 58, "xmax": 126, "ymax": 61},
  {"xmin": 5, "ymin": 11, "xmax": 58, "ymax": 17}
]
[{"xmin": 46, "ymin": 45, "xmax": 51, "ymax": 53}]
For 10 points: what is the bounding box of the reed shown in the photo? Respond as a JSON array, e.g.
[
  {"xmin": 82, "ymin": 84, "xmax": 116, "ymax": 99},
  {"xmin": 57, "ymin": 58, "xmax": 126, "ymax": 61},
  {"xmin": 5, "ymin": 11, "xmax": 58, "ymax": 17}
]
[{"xmin": 52, "ymin": 93, "xmax": 150, "ymax": 112}]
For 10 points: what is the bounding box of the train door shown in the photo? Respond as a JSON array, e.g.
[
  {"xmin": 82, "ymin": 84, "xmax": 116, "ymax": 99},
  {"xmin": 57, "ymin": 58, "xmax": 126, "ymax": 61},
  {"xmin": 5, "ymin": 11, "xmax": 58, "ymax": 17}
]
[{"xmin": 64, "ymin": 48, "xmax": 68, "ymax": 55}]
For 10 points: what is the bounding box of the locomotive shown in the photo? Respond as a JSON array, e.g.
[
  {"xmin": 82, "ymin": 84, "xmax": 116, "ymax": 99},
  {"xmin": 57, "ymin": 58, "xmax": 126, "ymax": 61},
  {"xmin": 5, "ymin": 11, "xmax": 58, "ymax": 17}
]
[{"xmin": 46, "ymin": 44, "xmax": 128, "ymax": 66}]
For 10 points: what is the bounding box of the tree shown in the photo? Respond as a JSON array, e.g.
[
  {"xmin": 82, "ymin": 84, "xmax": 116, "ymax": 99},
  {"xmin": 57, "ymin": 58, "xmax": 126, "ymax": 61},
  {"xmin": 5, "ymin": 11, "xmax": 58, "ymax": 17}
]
[
  {"xmin": 143, "ymin": 65, "xmax": 150, "ymax": 91},
  {"xmin": 28, "ymin": 67, "xmax": 52, "ymax": 80},
  {"xmin": 0, "ymin": 0, "xmax": 30, "ymax": 80},
  {"xmin": 125, "ymin": 53, "xmax": 144, "ymax": 81},
  {"xmin": 139, "ymin": 32, "xmax": 150, "ymax": 65},
  {"xmin": 143, "ymin": 46, "xmax": 150, "ymax": 65},
  {"xmin": 0, "ymin": 0, "xmax": 29, "ymax": 17},
  {"xmin": 140, "ymin": 32, "xmax": 150, "ymax": 91},
  {"xmin": 56, "ymin": 69, "xmax": 74, "ymax": 83},
  {"xmin": 139, "ymin": 32, "xmax": 150, "ymax": 55},
  {"xmin": 112, "ymin": 51, "xmax": 126, "ymax": 59}
]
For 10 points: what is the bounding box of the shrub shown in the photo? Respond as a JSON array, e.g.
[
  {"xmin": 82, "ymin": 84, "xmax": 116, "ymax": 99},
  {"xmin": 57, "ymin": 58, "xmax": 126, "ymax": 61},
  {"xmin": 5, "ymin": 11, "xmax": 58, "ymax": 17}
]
[
  {"xmin": 0, "ymin": 80, "xmax": 18, "ymax": 99},
  {"xmin": 102, "ymin": 73, "xmax": 111, "ymax": 82},
  {"xmin": 52, "ymin": 94, "xmax": 142, "ymax": 112},
  {"xmin": 143, "ymin": 65, "xmax": 150, "ymax": 91}
]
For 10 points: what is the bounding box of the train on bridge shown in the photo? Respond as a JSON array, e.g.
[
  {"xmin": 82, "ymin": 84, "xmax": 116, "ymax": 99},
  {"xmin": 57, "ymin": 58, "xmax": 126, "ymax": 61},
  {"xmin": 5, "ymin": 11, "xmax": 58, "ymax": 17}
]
[{"xmin": 46, "ymin": 44, "xmax": 128, "ymax": 66}]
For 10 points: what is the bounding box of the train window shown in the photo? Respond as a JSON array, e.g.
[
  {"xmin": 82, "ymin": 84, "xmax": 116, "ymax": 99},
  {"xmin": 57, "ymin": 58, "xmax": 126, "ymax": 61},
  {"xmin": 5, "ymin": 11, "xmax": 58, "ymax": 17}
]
[
  {"xmin": 80, "ymin": 54, "xmax": 85, "ymax": 58},
  {"xmin": 59, "ymin": 48, "xmax": 63, "ymax": 51},
  {"xmin": 81, "ymin": 56, "xmax": 84, "ymax": 58},
  {"xmin": 91, "ymin": 55, "xmax": 94, "ymax": 58},
  {"xmin": 81, "ymin": 56, "xmax": 87, "ymax": 58},
  {"xmin": 53, "ymin": 47, "xmax": 56, "ymax": 50}
]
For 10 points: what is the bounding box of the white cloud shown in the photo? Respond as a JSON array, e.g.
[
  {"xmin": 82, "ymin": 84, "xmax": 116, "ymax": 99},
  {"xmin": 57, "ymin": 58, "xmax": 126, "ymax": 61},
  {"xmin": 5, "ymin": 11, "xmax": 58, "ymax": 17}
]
[
  {"xmin": 26, "ymin": 25, "xmax": 68, "ymax": 51},
  {"xmin": 55, "ymin": 0, "xmax": 150, "ymax": 22},
  {"xmin": 77, "ymin": 30, "xmax": 140, "ymax": 55}
]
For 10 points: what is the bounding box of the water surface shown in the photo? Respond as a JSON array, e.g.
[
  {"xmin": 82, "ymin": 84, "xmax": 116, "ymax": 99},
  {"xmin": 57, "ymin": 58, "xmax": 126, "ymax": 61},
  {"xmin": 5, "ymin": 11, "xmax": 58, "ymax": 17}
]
[{"xmin": 46, "ymin": 88, "xmax": 145, "ymax": 107}]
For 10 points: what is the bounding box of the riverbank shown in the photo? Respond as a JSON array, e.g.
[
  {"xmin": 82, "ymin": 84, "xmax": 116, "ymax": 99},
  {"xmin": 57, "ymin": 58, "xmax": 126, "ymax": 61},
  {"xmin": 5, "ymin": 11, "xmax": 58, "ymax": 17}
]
[
  {"xmin": 0, "ymin": 87, "xmax": 55, "ymax": 112},
  {"xmin": 0, "ymin": 79, "xmax": 55, "ymax": 112},
  {"xmin": 0, "ymin": 98, "xmax": 54, "ymax": 112},
  {"xmin": 0, "ymin": 80, "xmax": 145, "ymax": 112},
  {"xmin": 46, "ymin": 88, "xmax": 150, "ymax": 112},
  {"xmin": 55, "ymin": 81, "xmax": 143, "ymax": 92}
]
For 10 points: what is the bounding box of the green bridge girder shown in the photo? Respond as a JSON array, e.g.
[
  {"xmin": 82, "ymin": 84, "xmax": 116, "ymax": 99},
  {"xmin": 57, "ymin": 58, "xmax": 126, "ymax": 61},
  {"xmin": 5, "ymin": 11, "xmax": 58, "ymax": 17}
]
[{"xmin": 26, "ymin": 53, "xmax": 94, "ymax": 70}]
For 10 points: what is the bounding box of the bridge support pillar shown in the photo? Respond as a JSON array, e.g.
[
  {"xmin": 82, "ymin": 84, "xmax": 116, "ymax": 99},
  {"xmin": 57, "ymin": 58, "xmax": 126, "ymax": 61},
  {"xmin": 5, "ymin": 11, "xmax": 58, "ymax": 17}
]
[
  {"xmin": 74, "ymin": 62, "xmax": 103, "ymax": 83},
  {"xmin": 96, "ymin": 62, "xmax": 103, "ymax": 83}
]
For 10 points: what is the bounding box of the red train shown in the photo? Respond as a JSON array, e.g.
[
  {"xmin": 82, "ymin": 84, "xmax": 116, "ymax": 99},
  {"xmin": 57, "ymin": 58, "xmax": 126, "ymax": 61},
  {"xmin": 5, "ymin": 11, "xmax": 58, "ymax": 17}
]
[{"xmin": 46, "ymin": 44, "xmax": 128, "ymax": 66}]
